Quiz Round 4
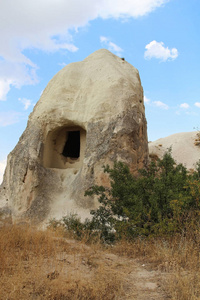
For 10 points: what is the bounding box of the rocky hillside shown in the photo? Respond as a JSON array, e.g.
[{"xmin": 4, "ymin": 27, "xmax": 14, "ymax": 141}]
[{"xmin": 149, "ymin": 131, "xmax": 200, "ymax": 170}]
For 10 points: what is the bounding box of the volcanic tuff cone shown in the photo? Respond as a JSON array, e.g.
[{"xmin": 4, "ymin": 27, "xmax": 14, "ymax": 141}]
[
  {"xmin": 0, "ymin": 49, "xmax": 148, "ymax": 223},
  {"xmin": 149, "ymin": 131, "xmax": 200, "ymax": 170}
]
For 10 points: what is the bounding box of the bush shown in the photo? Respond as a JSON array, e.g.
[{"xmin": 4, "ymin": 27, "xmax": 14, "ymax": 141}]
[
  {"xmin": 85, "ymin": 151, "xmax": 200, "ymax": 241},
  {"xmin": 52, "ymin": 151, "xmax": 200, "ymax": 243}
]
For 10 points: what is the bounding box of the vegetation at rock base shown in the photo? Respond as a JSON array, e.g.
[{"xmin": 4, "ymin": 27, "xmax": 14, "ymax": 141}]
[
  {"xmin": 2, "ymin": 151, "xmax": 200, "ymax": 299},
  {"xmin": 45, "ymin": 151, "xmax": 200, "ymax": 299},
  {"xmin": 54, "ymin": 150, "xmax": 200, "ymax": 243},
  {"xmin": 1, "ymin": 221, "xmax": 200, "ymax": 298}
]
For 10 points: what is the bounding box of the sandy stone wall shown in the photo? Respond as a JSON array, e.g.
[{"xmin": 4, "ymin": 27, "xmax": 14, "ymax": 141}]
[{"xmin": 0, "ymin": 49, "xmax": 148, "ymax": 224}]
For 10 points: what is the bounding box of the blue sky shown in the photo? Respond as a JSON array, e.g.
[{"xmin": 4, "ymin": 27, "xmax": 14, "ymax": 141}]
[{"xmin": 0, "ymin": 0, "xmax": 200, "ymax": 181}]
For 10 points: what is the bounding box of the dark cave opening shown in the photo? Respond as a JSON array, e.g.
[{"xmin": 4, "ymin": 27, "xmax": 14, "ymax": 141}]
[{"xmin": 62, "ymin": 131, "xmax": 80, "ymax": 159}]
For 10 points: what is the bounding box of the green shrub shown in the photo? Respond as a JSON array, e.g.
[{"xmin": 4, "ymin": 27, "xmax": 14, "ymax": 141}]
[
  {"xmin": 52, "ymin": 151, "xmax": 200, "ymax": 243},
  {"xmin": 85, "ymin": 150, "xmax": 200, "ymax": 241}
]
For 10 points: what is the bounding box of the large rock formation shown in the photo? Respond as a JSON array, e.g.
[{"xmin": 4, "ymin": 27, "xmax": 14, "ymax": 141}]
[
  {"xmin": 149, "ymin": 131, "xmax": 200, "ymax": 170},
  {"xmin": 0, "ymin": 49, "xmax": 148, "ymax": 224}
]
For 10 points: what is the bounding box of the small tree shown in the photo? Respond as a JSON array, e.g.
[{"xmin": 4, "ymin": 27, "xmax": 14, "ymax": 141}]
[{"xmin": 85, "ymin": 151, "xmax": 200, "ymax": 240}]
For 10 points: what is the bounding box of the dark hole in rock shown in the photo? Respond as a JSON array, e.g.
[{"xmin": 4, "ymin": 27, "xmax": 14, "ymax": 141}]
[
  {"xmin": 62, "ymin": 131, "xmax": 80, "ymax": 159},
  {"xmin": 43, "ymin": 126, "xmax": 86, "ymax": 169}
]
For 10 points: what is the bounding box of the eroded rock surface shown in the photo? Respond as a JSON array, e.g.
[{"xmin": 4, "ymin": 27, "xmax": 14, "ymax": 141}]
[
  {"xmin": 149, "ymin": 131, "xmax": 200, "ymax": 170},
  {"xmin": 0, "ymin": 49, "xmax": 148, "ymax": 224}
]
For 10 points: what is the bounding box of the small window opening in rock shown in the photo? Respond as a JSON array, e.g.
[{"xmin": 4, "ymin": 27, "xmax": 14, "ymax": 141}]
[{"xmin": 62, "ymin": 131, "xmax": 80, "ymax": 159}]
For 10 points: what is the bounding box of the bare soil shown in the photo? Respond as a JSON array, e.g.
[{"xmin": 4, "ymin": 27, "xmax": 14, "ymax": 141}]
[
  {"xmin": 3, "ymin": 225, "xmax": 192, "ymax": 299},
  {"xmin": 43, "ymin": 238, "xmax": 169, "ymax": 300}
]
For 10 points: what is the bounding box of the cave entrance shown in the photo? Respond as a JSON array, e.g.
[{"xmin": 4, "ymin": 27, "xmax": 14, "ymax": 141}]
[
  {"xmin": 62, "ymin": 131, "xmax": 80, "ymax": 159},
  {"xmin": 43, "ymin": 126, "xmax": 86, "ymax": 169}
]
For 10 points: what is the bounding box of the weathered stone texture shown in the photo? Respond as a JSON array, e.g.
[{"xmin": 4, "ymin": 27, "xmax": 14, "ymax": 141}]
[{"xmin": 0, "ymin": 49, "xmax": 148, "ymax": 224}]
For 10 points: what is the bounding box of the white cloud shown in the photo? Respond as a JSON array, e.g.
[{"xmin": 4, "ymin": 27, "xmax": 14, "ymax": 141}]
[
  {"xmin": 153, "ymin": 100, "xmax": 169, "ymax": 110},
  {"xmin": 0, "ymin": 0, "xmax": 169, "ymax": 100},
  {"xmin": 144, "ymin": 94, "xmax": 169, "ymax": 109},
  {"xmin": 18, "ymin": 98, "xmax": 32, "ymax": 110},
  {"xmin": 0, "ymin": 111, "xmax": 22, "ymax": 127},
  {"xmin": 144, "ymin": 40, "xmax": 178, "ymax": 61},
  {"xmin": 100, "ymin": 36, "xmax": 123, "ymax": 56},
  {"xmin": 0, "ymin": 79, "xmax": 12, "ymax": 101},
  {"xmin": 144, "ymin": 95, "xmax": 150, "ymax": 103},
  {"xmin": 0, "ymin": 61, "xmax": 38, "ymax": 101},
  {"xmin": 195, "ymin": 102, "xmax": 200, "ymax": 108},
  {"xmin": 180, "ymin": 103, "xmax": 190, "ymax": 109},
  {"xmin": 98, "ymin": 0, "xmax": 168, "ymax": 19},
  {"xmin": 100, "ymin": 36, "xmax": 108, "ymax": 43},
  {"xmin": 0, "ymin": 159, "xmax": 6, "ymax": 184},
  {"xmin": 58, "ymin": 62, "xmax": 67, "ymax": 67}
]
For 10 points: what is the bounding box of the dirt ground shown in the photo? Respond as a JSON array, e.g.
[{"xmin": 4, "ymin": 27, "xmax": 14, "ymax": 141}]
[
  {"xmin": 45, "ymin": 238, "xmax": 169, "ymax": 300},
  {"xmin": 0, "ymin": 227, "xmax": 171, "ymax": 299}
]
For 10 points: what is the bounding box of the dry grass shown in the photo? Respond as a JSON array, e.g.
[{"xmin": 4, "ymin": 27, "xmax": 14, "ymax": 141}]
[
  {"xmin": 0, "ymin": 224, "xmax": 124, "ymax": 300},
  {"xmin": 1, "ymin": 223, "xmax": 200, "ymax": 299},
  {"xmin": 112, "ymin": 233, "xmax": 200, "ymax": 299}
]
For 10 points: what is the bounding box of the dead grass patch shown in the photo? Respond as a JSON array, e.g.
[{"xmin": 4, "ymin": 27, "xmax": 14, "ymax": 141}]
[
  {"xmin": 0, "ymin": 224, "xmax": 124, "ymax": 300},
  {"xmin": 111, "ymin": 234, "xmax": 200, "ymax": 299},
  {"xmin": 1, "ymin": 223, "xmax": 200, "ymax": 299}
]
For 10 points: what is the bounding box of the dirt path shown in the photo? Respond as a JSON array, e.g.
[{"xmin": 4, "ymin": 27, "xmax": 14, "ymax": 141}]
[
  {"xmin": 0, "ymin": 231, "xmax": 170, "ymax": 299},
  {"xmin": 55, "ymin": 239, "xmax": 169, "ymax": 299},
  {"xmin": 100, "ymin": 253, "xmax": 168, "ymax": 299},
  {"xmin": 126, "ymin": 261, "xmax": 168, "ymax": 299}
]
